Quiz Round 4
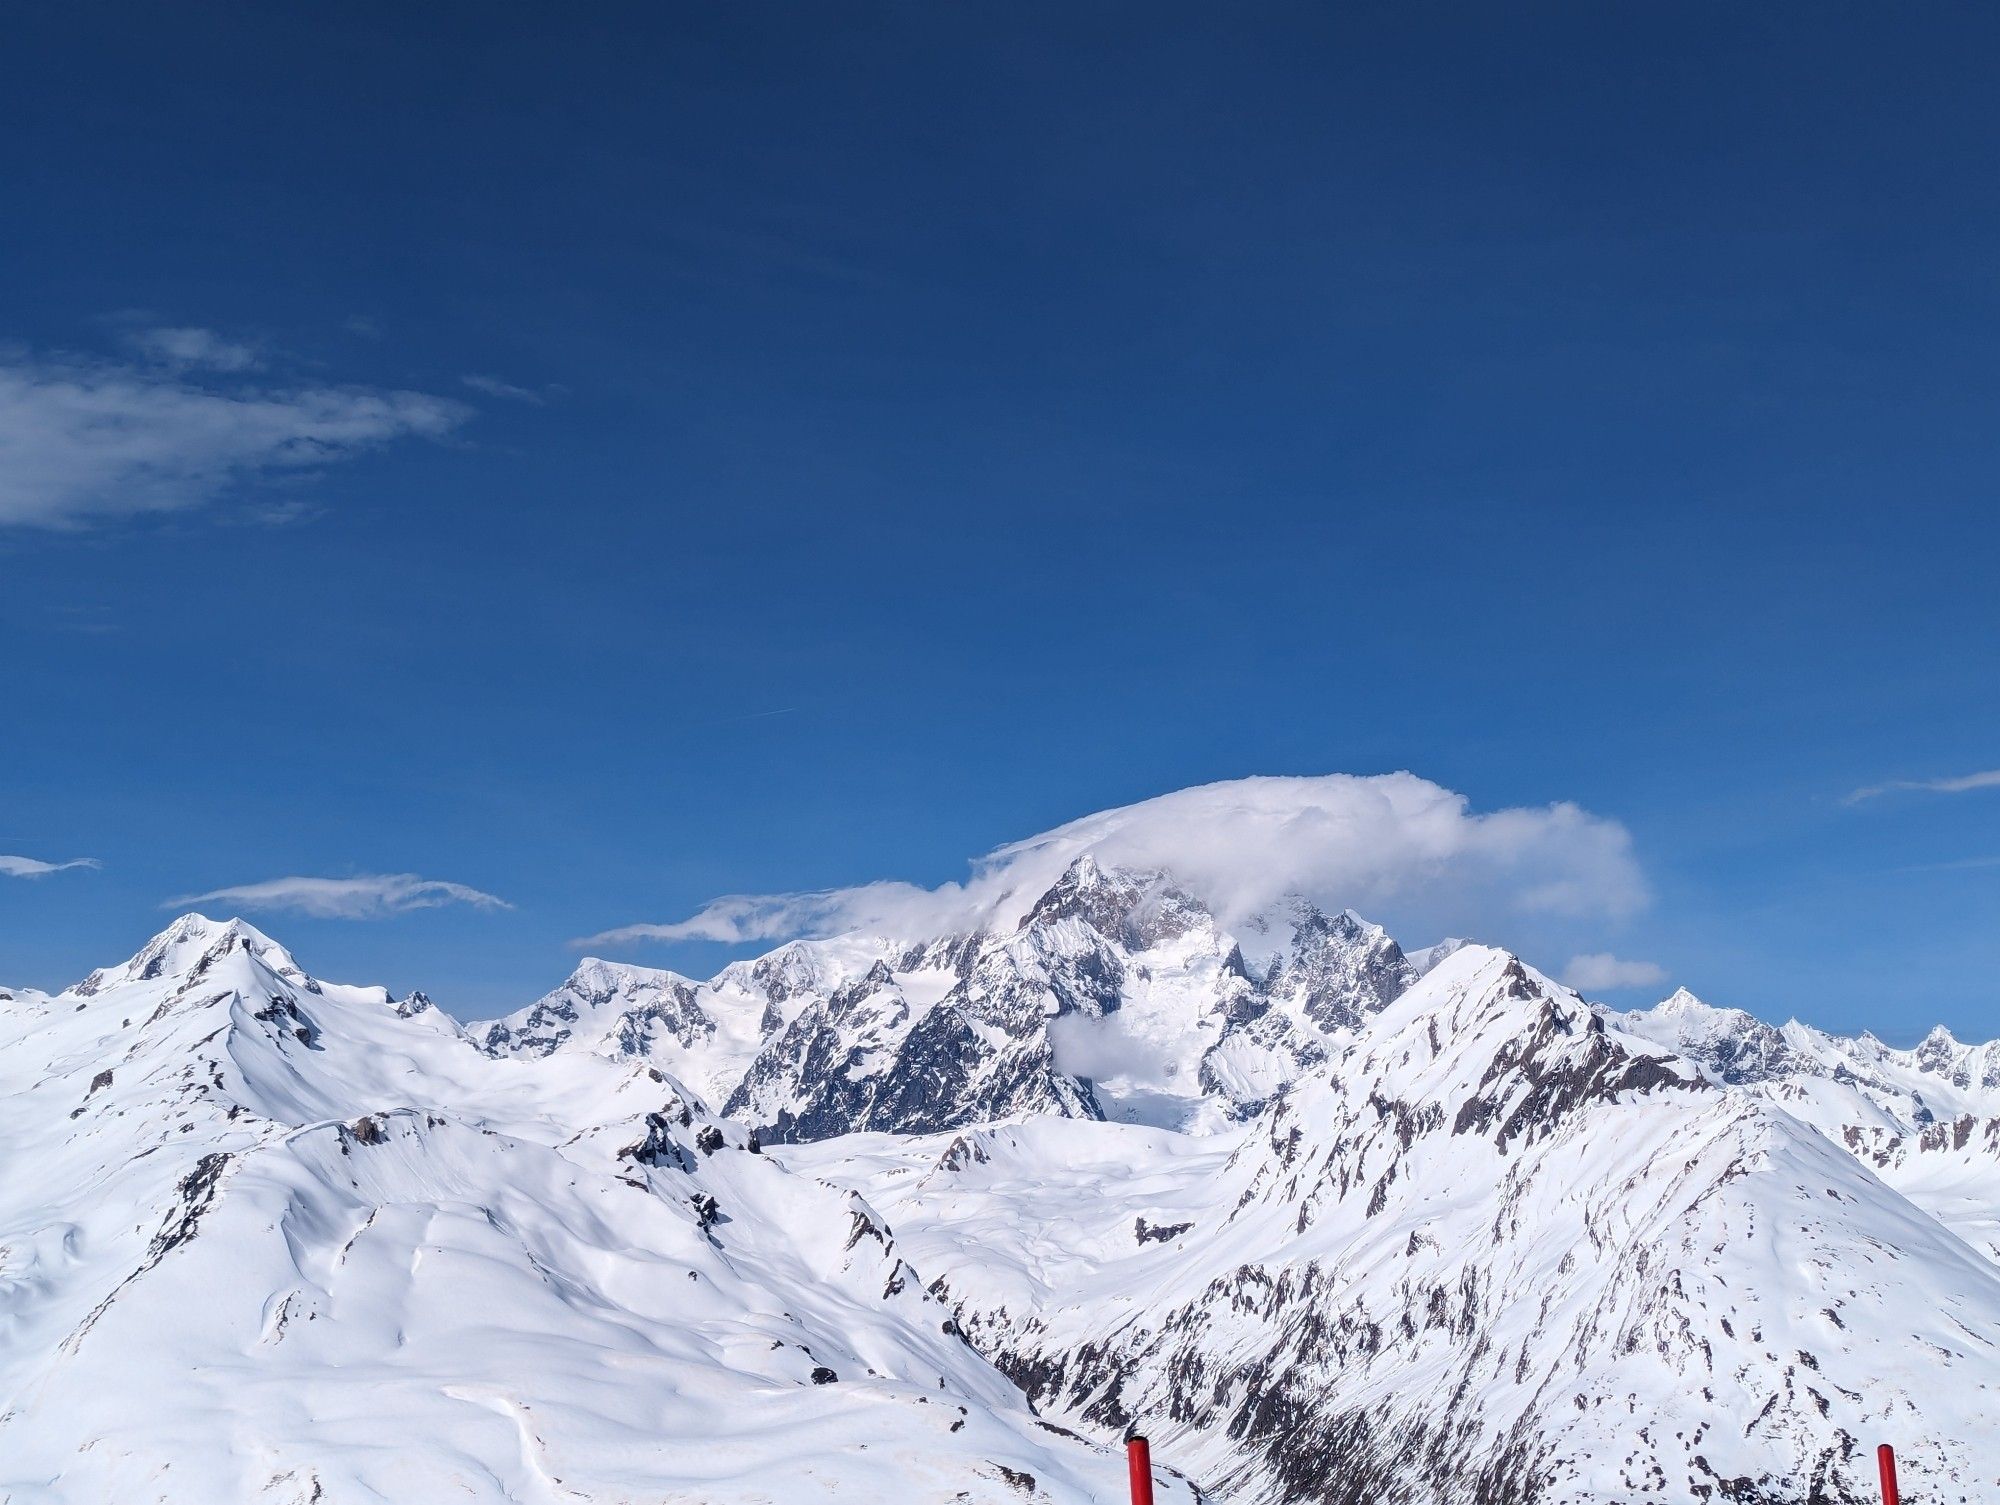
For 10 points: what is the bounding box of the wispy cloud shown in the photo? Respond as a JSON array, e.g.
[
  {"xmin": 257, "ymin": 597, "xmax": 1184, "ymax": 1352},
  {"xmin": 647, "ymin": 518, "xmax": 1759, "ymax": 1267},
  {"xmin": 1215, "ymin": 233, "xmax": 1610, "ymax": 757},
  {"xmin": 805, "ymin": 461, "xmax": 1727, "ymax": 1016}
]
[
  {"xmin": 1561, "ymin": 952, "xmax": 1668, "ymax": 992},
  {"xmin": 461, "ymin": 373, "xmax": 548, "ymax": 404},
  {"xmin": 0, "ymin": 854, "xmax": 100, "ymax": 878},
  {"xmin": 702, "ymin": 706, "xmax": 798, "ymax": 729},
  {"xmin": 122, "ymin": 325, "xmax": 263, "ymax": 372},
  {"xmin": 0, "ymin": 339, "xmax": 470, "ymax": 528},
  {"xmin": 576, "ymin": 772, "xmax": 1649, "ymax": 950},
  {"xmin": 1892, "ymin": 854, "xmax": 2000, "ymax": 874},
  {"xmin": 168, "ymin": 873, "xmax": 511, "ymax": 920},
  {"xmin": 1845, "ymin": 768, "xmax": 2000, "ymax": 805}
]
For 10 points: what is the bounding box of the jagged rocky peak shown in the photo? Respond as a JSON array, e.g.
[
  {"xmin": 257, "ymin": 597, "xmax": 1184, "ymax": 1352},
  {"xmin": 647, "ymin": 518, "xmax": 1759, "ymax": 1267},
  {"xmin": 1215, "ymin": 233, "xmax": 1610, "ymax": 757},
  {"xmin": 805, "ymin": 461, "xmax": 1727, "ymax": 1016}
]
[
  {"xmin": 1255, "ymin": 899, "xmax": 1417, "ymax": 1032},
  {"xmin": 481, "ymin": 955, "xmax": 704, "ymax": 1057},
  {"xmin": 72, "ymin": 912, "xmax": 315, "ymax": 997},
  {"xmin": 1619, "ymin": 985, "xmax": 1805, "ymax": 1086},
  {"xmin": 394, "ymin": 988, "xmax": 437, "ymax": 1018},
  {"xmin": 472, "ymin": 854, "xmax": 1441, "ymax": 1140},
  {"xmin": 716, "ymin": 937, "xmax": 860, "ymax": 1003},
  {"xmin": 1213, "ymin": 947, "xmax": 1713, "ymax": 1249},
  {"xmin": 803, "ymin": 943, "xmax": 2000, "ymax": 1505},
  {"xmin": 1910, "ymin": 1022, "xmax": 2000, "ymax": 1093},
  {"xmin": 1019, "ymin": 858, "xmax": 1418, "ymax": 1031},
  {"xmin": 1915, "ymin": 1022, "xmax": 1961, "ymax": 1060},
  {"xmin": 1907, "ymin": 1023, "xmax": 2000, "ymax": 1090},
  {"xmin": 1622, "ymin": 988, "xmax": 2000, "ymax": 1132},
  {"xmin": 1331, "ymin": 944, "xmax": 1704, "ymax": 1129},
  {"xmin": 1021, "ymin": 854, "xmax": 1216, "ymax": 950}
]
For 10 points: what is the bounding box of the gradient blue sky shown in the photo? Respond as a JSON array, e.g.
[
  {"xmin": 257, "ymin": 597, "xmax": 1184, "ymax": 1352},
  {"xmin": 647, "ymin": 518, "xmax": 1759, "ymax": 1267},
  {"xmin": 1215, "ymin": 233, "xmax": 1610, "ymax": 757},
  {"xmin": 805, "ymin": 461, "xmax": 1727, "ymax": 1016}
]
[{"xmin": 3, "ymin": 3, "xmax": 1996, "ymax": 1035}]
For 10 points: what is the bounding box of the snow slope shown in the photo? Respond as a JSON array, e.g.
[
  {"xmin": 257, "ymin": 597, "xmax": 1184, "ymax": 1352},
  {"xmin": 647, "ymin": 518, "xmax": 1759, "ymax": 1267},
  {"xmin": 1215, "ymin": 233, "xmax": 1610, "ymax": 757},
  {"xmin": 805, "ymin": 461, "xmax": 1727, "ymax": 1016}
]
[
  {"xmin": 11, "ymin": 903, "xmax": 1999, "ymax": 1505},
  {"xmin": 1622, "ymin": 987, "xmax": 2000, "ymax": 1262},
  {"xmin": 0, "ymin": 916, "xmax": 1191, "ymax": 1505},
  {"xmin": 786, "ymin": 948, "xmax": 2000, "ymax": 1505}
]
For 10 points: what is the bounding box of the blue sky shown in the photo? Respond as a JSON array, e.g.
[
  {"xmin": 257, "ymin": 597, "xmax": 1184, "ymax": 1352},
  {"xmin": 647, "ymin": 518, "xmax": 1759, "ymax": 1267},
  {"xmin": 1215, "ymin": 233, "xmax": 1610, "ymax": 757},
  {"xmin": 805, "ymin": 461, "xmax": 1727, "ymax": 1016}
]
[{"xmin": 3, "ymin": 3, "xmax": 1996, "ymax": 1036}]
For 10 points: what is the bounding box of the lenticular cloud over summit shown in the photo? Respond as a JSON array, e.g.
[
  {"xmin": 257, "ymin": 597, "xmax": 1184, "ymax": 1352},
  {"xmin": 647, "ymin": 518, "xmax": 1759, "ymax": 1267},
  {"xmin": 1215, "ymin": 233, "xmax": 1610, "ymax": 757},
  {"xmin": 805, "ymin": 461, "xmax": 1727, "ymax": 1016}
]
[{"xmin": 581, "ymin": 772, "xmax": 1649, "ymax": 949}]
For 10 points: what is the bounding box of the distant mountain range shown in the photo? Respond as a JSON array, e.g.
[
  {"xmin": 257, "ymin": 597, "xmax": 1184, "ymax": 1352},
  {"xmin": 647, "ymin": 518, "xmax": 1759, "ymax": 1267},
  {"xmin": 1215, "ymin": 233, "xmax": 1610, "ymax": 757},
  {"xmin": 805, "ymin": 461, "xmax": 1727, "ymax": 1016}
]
[
  {"xmin": 6, "ymin": 848, "xmax": 1997, "ymax": 1502},
  {"xmin": 480, "ymin": 856, "xmax": 1423, "ymax": 1139}
]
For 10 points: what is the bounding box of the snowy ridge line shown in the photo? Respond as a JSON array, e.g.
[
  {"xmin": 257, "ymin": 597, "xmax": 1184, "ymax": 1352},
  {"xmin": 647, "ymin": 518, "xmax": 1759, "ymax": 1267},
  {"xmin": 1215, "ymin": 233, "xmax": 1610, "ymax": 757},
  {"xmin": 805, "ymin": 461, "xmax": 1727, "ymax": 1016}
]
[
  {"xmin": 778, "ymin": 946, "xmax": 2000, "ymax": 1505},
  {"xmin": 473, "ymin": 853, "xmax": 2000, "ymax": 1160},
  {"xmin": 0, "ymin": 914, "xmax": 1201, "ymax": 1504},
  {"xmin": 6, "ymin": 901, "xmax": 1999, "ymax": 1503},
  {"xmin": 477, "ymin": 856, "xmax": 1434, "ymax": 1142}
]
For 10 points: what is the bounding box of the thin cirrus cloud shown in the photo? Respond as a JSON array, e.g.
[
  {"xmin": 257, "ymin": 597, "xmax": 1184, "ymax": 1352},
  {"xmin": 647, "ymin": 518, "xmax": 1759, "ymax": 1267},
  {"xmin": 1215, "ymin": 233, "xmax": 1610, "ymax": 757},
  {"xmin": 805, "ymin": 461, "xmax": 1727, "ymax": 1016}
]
[
  {"xmin": 576, "ymin": 771, "xmax": 1651, "ymax": 951},
  {"xmin": 460, "ymin": 373, "xmax": 548, "ymax": 404},
  {"xmin": 168, "ymin": 873, "xmax": 511, "ymax": 920},
  {"xmin": 122, "ymin": 324, "xmax": 264, "ymax": 372},
  {"xmin": 1844, "ymin": 768, "xmax": 2000, "ymax": 805},
  {"xmin": 1893, "ymin": 854, "xmax": 2000, "ymax": 874},
  {"xmin": 0, "ymin": 854, "xmax": 100, "ymax": 878},
  {"xmin": 1561, "ymin": 952, "xmax": 1669, "ymax": 992},
  {"xmin": 0, "ymin": 331, "xmax": 471, "ymax": 528}
]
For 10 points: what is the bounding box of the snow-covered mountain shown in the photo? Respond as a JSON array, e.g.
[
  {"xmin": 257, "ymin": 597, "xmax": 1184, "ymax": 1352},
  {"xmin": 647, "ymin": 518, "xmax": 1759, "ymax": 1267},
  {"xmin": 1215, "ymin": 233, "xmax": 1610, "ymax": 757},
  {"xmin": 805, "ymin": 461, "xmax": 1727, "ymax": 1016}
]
[
  {"xmin": 788, "ymin": 947, "xmax": 2000, "ymax": 1504},
  {"xmin": 0, "ymin": 915, "xmax": 1194, "ymax": 1504},
  {"xmin": 10, "ymin": 897, "xmax": 1999, "ymax": 1504},
  {"xmin": 1621, "ymin": 985, "xmax": 2000, "ymax": 1264},
  {"xmin": 467, "ymin": 852, "xmax": 2000, "ymax": 1499},
  {"xmin": 1622, "ymin": 986, "xmax": 2000, "ymax": 1132},
  {"xmin": 477, "ymin": 856, "xmax": 1419, "ymax": 1140}
]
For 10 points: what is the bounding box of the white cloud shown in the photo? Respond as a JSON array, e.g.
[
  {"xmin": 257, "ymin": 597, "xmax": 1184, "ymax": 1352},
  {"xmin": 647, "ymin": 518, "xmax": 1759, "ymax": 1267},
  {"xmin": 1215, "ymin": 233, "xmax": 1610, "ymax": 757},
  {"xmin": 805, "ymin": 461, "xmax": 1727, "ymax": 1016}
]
[
  {"xmin": 578, "ymin": 772, "xmax": 1650, "ymax": 950},
  {"xmin": 123, "ymin": 325, "xmax": 264, "ymax": 372},
  {"xmin": 1561, "ymin": 952, "xmax": 1669, "ymax": 992},
  {"xmin": 0, "ymin": 344, "xmax": 470, "ymax": 528},
  {"xmin": 0, "ymin": 854, "xmax": 100, "ymax": 878},
  {"xmin": 1845, "ymin": 768, "xmax": 2000, "ymax": 804},
  {"xmin": 461, "ymin": 373, "xmax": 547, "ymax": 404},
  {"xmin": 168, "ymin": 873, "xmax": 510, "ymax": 920},
  {"xmin": 1895, "ymin": 854, "xmax": 2000, "ymax": 873}
]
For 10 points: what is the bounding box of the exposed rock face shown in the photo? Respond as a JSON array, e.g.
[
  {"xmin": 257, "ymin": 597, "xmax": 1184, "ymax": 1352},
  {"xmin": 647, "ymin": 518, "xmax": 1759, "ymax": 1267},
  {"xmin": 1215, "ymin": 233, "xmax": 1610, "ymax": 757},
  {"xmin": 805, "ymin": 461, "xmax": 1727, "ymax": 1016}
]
[
  {"xmin": 481, "ymin": 954, "xmax": 711, "ymax": 1058},
  {"xmin": 786, "ymin": 948, "xmax": 2000, "ymax": 1505},
  {"xmin": 1622, "ymin": 989, "xmax": 2000, "ymax": 1128},
  {"xmin": 13, "ymin": 902, "xmax": 2000, "ymax": 1505},
  {"xmin": 476, "ymin": 857, "xmax": 1426, "ymax": 1140},
  {"xmin": 1617, "ymin": 988, "xmax": 2000, "ymax": 1263},
  {"xmin": 1622, "ymin": 987, "xmax": 1810, "ymax": 1085},
  {"xmin": 0, "ymin": 915, "xmax": 1191, "ymax": 1505},
  {"xmin": 1257, "ymin": 903, "xmax": 1418, "ymax": 1033}
]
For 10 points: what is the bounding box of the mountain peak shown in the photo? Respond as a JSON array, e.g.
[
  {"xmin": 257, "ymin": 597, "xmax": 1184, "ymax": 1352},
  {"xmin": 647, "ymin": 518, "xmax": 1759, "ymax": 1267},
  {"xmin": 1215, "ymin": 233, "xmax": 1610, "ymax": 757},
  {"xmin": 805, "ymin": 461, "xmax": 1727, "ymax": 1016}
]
[
  {"xmin": 1655, "ymin": 985, "xmax": 1709, "ymax": 1011},
  {"xmin": 83, "ymin": 912, "xmax": 309, "ymax": 993},
  {"xmin": 1640, "ymin": 988, "xmax": 1766, "ymax": 1033},
  {"xmin": 1620, "ymin": 985, "xmax": 1805, "ymax": 1088},
  {"xmin": 1018, "ymin": 856, "xmax": 1218, "ymax": 953},
  {"xmin": 1257, "ymin": 900, "xmax": 1417, "ymax": 1032},
  {"xmin": 1913, "ymin": 1023, "xmax": 1966, "ymax": 1072},
  {"xmin": 569, "ymin": 955, "xmax": 688, "ymax": 988}
]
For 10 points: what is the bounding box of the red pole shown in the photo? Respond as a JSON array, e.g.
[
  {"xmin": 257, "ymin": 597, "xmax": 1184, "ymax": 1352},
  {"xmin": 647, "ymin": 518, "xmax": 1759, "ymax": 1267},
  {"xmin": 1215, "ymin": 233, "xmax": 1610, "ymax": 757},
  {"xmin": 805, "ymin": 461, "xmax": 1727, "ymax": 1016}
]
[
  {"xmin": 1877, "ymin": 1444, "xmax": 1900, "ymax": 1505},
  {"xmin": 1126, "ymin": 1434, "xmax": 1155, "ymax": 1505}
]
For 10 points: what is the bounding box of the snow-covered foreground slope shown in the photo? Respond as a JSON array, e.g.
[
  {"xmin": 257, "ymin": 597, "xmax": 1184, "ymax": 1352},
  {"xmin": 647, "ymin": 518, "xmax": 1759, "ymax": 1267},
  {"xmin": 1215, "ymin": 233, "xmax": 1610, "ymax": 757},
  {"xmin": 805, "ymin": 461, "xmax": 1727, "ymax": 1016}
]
[
  {"xmin": 0, "ymin": 917, "xmax": 1190, "ymax": 1505},
  {"xmin": 478, "ymin": 858, "xmax": 1417, "ymax": 1141},
  {"xmin": 785, "ymin": 949, "xmax": 2000, "ymax": 1505}
]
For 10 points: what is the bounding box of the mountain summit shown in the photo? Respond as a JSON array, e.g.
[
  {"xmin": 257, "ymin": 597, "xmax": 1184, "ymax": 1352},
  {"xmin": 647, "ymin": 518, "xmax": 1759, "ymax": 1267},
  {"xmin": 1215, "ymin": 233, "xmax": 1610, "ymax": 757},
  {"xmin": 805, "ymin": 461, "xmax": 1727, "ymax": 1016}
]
[{"xmin": 477, "ymin": 857, "xmax": 1423, "ymax": 1138}]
